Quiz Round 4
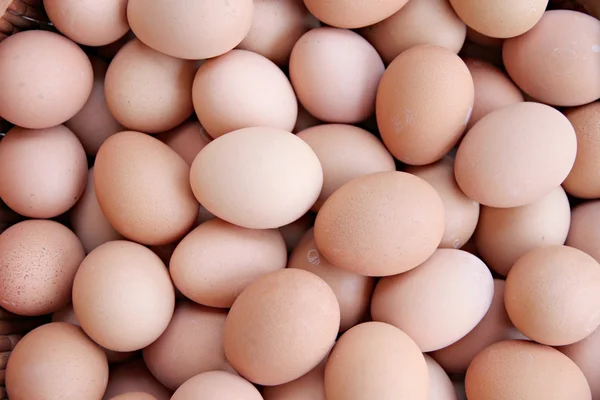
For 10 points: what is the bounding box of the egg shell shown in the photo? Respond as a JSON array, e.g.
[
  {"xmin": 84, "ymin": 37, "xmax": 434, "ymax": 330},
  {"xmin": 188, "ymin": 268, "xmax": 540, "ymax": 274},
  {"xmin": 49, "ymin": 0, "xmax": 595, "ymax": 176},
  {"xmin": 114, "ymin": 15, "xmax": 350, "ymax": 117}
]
[
  {"xmin": 72, "ymin": 241, "xmax": 175, "ymax": 352},
  {"xmin": 324, "ymin": 321, "xmax": 428, "ymax": 400},
  {"xmin": 360, "ymin": 0, "xmax": 467, "ymax": 64},
  {"xmin": 297, "ymin": 124, "xmax": 395, "ymax": 211},
  {"xmin": 0, "ymin": 125, "xmax": 88, "ymax": 219},
  {"xmin": 278, "ymin": 212, "xmax": 315, "ymax": 253},
  {"xmin": 424, "ymin": 355, "xmax": 458, "ymax": 400},
  {"xmin": 111, "ymin": 393, "xmax": 157, "ymax": 400},
  {"xmin": 314, "ymin": 171, "xmax": 445, "ymax": 277},
  {"xmin": 503, "ymin": 10, "xmax": 600, "ymax": 107},
  {"xmin": 156, "ymin": 120, "xmax": 212, "ymax": 167},
  {"xmin": 455, "ymin": 102, "xmax": 577, "ymax": 208},
  {"xmin": 0, "ymin": 220, "xmax": 85, "ymax": 316},
  {"xmin": 103, "ymin": 359, "xmax": 172, "ymax": 400},
  {"xmin": 6, "ymin": 322, "xmax": 109, "ymax": 400},
  {"xmin": 567, "ymin": 201, "xmax": 600, "ymax": 263},
  {"xmin": 127, "ymin": 0, "xmax": 253, "ymax": 60},
  {"xmin": 171, "ymin": 371, "xmax": 262, "ymax": 400},
  {"xmin": 94, "ymin": 131, "xmax": 199, "ymax": 246},
  {"xmin": 465, "ymin": 340, "xmax": 591, "ymax": 400},
  {"xmin": 293, "ymin": 104, "xmax": 322, "ymax": 133},
  {"xmin": 505, "ymin": 245, "xmax": 600, "ymax": 346},
  {"xmin": 303, "ymin": 0, "xmax": 409, "ymax": 28},
  {"xmin": 262, "ymin": 360, "xmax": 326, "ymax": 400},
  {"xmin": 223, "ymin": 268, "xmax": 340, "ymax": 386},
  {"xmin": 0, "ymin": 30, "xmax": 93, "ymax": 129},
  {"xmin": 558, "ymin": 325, "xmax": 600, "ymax": 399},
  {"xmin": 190, "ymin": 127, "xmax": 322, "ymax": 230},
  {"xmin": 376, "ymin": 44, "xmax": 474, "ymax": 165},
  {"xmin": 289, "ymin": 27, "xmax": 385, "ymax": 124}
]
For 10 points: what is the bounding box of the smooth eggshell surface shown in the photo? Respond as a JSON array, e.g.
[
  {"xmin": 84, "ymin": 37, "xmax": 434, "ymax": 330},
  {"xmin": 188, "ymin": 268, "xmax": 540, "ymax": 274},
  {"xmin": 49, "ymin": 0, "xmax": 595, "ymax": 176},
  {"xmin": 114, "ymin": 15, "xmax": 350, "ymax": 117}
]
[
  {"xmin": 171, "ymin": 371, "xmax": 262, "ymax": 400},
  {"xmin": 111, "ymin": 393, "xmax": 158, "ymax": 400},
  {"xmin": 303, "ymin": 0, "xmax": 409, "ymax": 28},
  {"xmin": 424, "ymin": 355, "xmax": 458, "ymax": 400},
  {"xmin": 558, "ymin": 326, "xmax": 600, "ymax": 399},
  {"xmin": 567, "ymin": 201, "xmax": 600, "ymax": 263},
  {"xmin": 156, "ymin": 120, "xmax": 212, "ymax": 167},
  {"xmin": 262, "ymin": 361, "xmax": 326, "ymax": 400}
]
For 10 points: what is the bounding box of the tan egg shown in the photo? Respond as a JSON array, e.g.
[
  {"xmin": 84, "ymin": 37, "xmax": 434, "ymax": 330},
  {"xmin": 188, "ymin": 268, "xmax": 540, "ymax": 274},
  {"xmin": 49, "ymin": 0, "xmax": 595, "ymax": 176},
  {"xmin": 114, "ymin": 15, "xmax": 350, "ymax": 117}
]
[
  {"xmin": 505, "ymin": 245, "xmax": 600, "ymax": 346},
  {"xmin": 223, "ymin": 269, "xmax": 340, "ymax": 386},
  {"xmin": 94, "ymin": 131, "xmax": 199, "ymax": 246},
  {"xmin": 72, "ymin": 241, "xmax": 175, "ymax": 352},
  {"xmin": 293, "ymin": 104, "xmax": 322, "ymax": 133},
  {"xmin": 103, "ymin": 359, "xmax": 172, "ymax": 400},
  {"xmin": 278, "ymin": 213, "xmax": 315, "ymax": 253},
  {"xmin": 289, "ymin": 27, "xmax": 385, "ymax": 124},
  {"xmin": 464, "ymin": 58, "xmax": 524, "ymax": 131},
  {"xmin": 0, "ymin": 30, "xmax": 93, "ymax": 129},
  {"xmin": 43, "ymin": 0, "xmax": 129, "ymax": 46},
  {"xmin": 289, "ymin": 228, "xmax": 375, "ymax": 332},
  {"xmin": 562, "ymin": 102, "xmax": 600, "ymax": 198},
  {"xmin": 406, "ymin": 156, "xmax": 480, "ymax": 249},
  {"xmin": 567, "ymin": 201, "xmax": 600, "ymax": 263},
  {"xmin": 112, "ymin": 393, "xmax": 157, "ymax": 400},
  {"xmin": 237, "ymin": 0, "xmax": 317, "ymax": 65},
  {"xmin": 558, "ymin": 326, "xmax": 600, "ymax": 399},
  {"xmin": 297, "ymin": 124, "xmax": 395, "ymax": 211},
  {"xmin": 360, "ymin": 0, "xmax": 467, "ymax": 64},
  {"xmin": 172, "ymin": 371, "xmax": 262, "ymax": 400},
  {"xmin": 303, "ymin": 0, "xmax": 409, "ymax": 28},
  {"xmin": 156, "ymin": 120, "xmax": 212, "ymax": 167},
  {"xmin": 127, "ymin": 0, "xmax": 253, "ymax": 60},
  {"xmin": 66, "ymin": 56, "xmax": 124, "ymax": 156},
  {"xmin": 143, "ymin": 302, "xmax": 233, "ymax": 390},
  {"xmin": 448, "ymin": 0, "xmax": 547, "ymax": 38},
  {"xmin": 455, "ymin": 102, "xmax": 577, "ymax": 208},
  {"xmin": 465, "ymin": 340, "xmax": 591, "ymax": 400},
  {"xmin": 376, "ymin": 45, "xmax": 474, "ymax": 165},
  {"xmin": 372, "ymin": 249, "xmax": 494, "ymax": 351},
  {"xmin": 466, "ymin": 27, "xmax": 504, "ymax": 47},
  {"xmin": 190, "ymin": 127, "xmax": 322, "ymax": 230},
  {"xmin": 424, "ymin": 355, "xmax": 458, "ymax": 400},
  {"xmin": 0, "ymin": 220, "xmax": 85, "ymax": 316},
  {"xmin": 430, "ymin": 280, "xmax": 527, "ymax": 374},
  {"xmin": 324, "ymin": 322, "xmax": 428, "ymax": 400},
  {"xmin": 192, "ymin": 50, "xmax": 297, "ymax": 139},
  {"xmin": 262, "ymin": 361, "xmax": 326, "ymax": 400},
  {"xmin": 314, "ymin": 171, "xmax": 445, "ymax": 277},
  {"xmin": 503, "ymin": 10, "xmax": 600, "ymax": 107}
]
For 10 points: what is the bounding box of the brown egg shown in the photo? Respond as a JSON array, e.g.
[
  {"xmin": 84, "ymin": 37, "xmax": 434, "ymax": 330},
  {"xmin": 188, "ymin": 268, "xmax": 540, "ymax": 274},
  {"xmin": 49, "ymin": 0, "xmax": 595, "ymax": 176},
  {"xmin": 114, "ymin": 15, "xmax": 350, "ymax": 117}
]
[
  {"xmin": 172, "ymin": 371, "xmax": 262, "ymax": 400},
  {"xmin": 303, "ymin": 0, "xmax": 409, "ymax": 28},
  {"xmin": 6, "ymin": 322, "xmax": 109, "ymax": 400},
  {"xmin": 324, "ymin": 322, "xmax": 428, "ymax": 400},
  {"xmin": 297, "ymin": 124, "xmax": 395, "ymax": 211},
  {"xmin": 376, "ymin": 45, "xmax": 474, "ymax": 165},
  {"xmin": 314, "ymin": 171, "xmax": 444, "ymax": 276},
  {"xmin": 223, "ymin": 269, "xmax": 340, "ymax": 385},
  {"xmin": 0, "ymin": 220, "xmax": 85, "ymax": 316},
  {"xmin": 449, "ymin": 0, "xmax": 547, "ymax": 38},
  {"xmin": 567, "ymin": 201, "xmax": 600, "ymax": 263},
  {"xmin": 503, "ymin": 10, "xmax": 600, "ymax": 107},
  {"xmin": 558, "ymin": 326, "xmax": 600, "ymax": 399},
  {"xmin": 372, "ymin": 249, "xmax": 494, "ymax": 351},
  {"xmin": 103, "ymin": 359, "xmax": 172, "ymax": 400},
  {"xmin": 237, "ymin": 0, "xmax": 317, "ymax": 65},
  {"xmin": 190, "ymin": 127, "xmax": 322, "ymax": 230},
  {"xmin": 0, "ymin": 125, "xmax": 87, "ymax": 218},
  {"xmin": 431, "ymin": 280, "xmax": 527, "ymax": 374},
  {"xmin": 464, "ymin": 58, "xmax": 524, "ymax": 131},
  {"xmin": 94, "ymin": 131, "xmax": 199, "ymax": 246},
  {"xmin": 156, "ymin": 120, "xmax": 212, "ymax": 167},
  {"xmin": 192, "ymin": 50, "xmax": 297, "ymax": 139},
  {"xmin": 262, "ymin": 360, "xmax": 326, "ymax": 400},
  {"xmin": 289, "ymin": 228, "xmax": 375, "ymax": 331},
  {"xmin": 127, "ymin": 0, "xmax": 253, "ymax": 60},
  {"xmin": 0, "ymin": 30, "xmax": 93, "ymax": 129},
  {"xmin": 112, "ymin": 393, "xmax": 157, "ymax": 400},
  {"xmin": 424, "ymin": 355, "xmax": 458, "ymax": 400},
  {"xmin": 562, "ymin": 102, "xmax": 600, "ymax": 198},
  {"xmin": 104, "ymin": 39, "xmax": 195, "ymax": 133},
  {"xmin": 455, "ymin": 102, "xmax": 577, "ymax": 208},
  {"xmin": 406, "ymin": 156, "xmax": 480, "ymax": 249},
  {"xmin": 360, "ymin": 0, "xmax": 467, "ymax": 64},
  {"xmin": 65, "ymin": 56, "xmax": 124, "ymax": 156},
  {"xmin": 143, "ymin": 302, "xmax": 233, "ymax": 390},
  {"xmin": 72, "ymin": 241, "xmax": 175, "ymax": 352},
  {"xmin": 466, "ymin": 27, "xmax": 504, "ymax": 47},
  {"xmin": 289, "ymin": 27, "xmax": 385, "ymax": 124},
  {"xmin": 505, "ymin": 245, "xmax": 600, "ymax": 346},
  {"xmin": 278, "ymin": 213, "xmax": 315, "ymax": 253},
  {"xmin": 465, "ymin": 340, "xmax": 591, "ymax": 400},
  {"xmin": 43, "ymin": 0, "xmax": 129, "ymax": 46}
]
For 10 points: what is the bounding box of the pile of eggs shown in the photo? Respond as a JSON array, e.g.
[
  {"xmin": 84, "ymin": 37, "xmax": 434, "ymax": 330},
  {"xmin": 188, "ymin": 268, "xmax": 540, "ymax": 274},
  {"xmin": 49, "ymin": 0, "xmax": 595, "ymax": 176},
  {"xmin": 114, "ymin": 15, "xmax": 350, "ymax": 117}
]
[{"xmin": 0, "ymin": 0, "xmax": 599, "ymax": 399}]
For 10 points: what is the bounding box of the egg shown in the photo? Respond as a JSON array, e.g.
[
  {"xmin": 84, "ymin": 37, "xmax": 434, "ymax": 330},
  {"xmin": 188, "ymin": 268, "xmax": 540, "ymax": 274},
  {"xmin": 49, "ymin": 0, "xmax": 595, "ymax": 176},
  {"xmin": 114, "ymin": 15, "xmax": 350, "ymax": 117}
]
[
  {"xmin": 72, "ymin": 241, "xmax": 175, "ymax": 352},
  {"xmin": 466, "ymin": 27, "xmax": 504, "ymax": 47},
  {"xmin": 289, "ymin": 27, "xmax": 385, "ymax": 124},
  {"xmin": 293, "ymin": 104, "xmax": 322, "ymax": 133},
  {"xmin": 223, "ymin": 269, "xmax": 340, "ymax": 386},
  {"xmin": 424, "ymin": 355, "xmax": 458, "ymax": 400},
  {"xmin": 112, "ymin": 394, "xmax": 157, "ymax": 400},
  {"xmin": 558, "ymin": 326, "xmax": 600, "ymax": 399},
  {"xmin": 324, "ymin": 322, "xmax": 428, "ymax": 400},
  {"xmin": 360, "ymin": 0, "xmax": 467, "ymax": 64},
  {"xmin": 503, "ymin": 10, "xmax": 600, "ymax": 106},
  {"xmin": 0, "ymin": 220, "xmax": 85, "ymax": 316},
  {"xmin": 567, "ymin": 201, "xmax": 600, "ymax": 263},
  {"xmin": 156, "ymin": 120, "xmax": 212, "ymax": 167},
  {"xmin": 0, "ymin": 30, "xmax": 93, "ymax": 129},
  {"xmin": 171, "ymin": 371, "xmax": 262, "ymax": 400},
  {"xmin": 262, "ymin": 360, "xmax": 326, "ymax": 400},
  {"xmin": 127, "ymin": 0, "xmax": 254, "ymax": 60},
  {"xmin": 303, "ymin": 0, "xmax": 410, "ymax": 28},
  {"xmin": 190, "ymin": 127, "xmax": 323, "ymax": 229},
  {"xmin": 465, "ymin": 340, "xmax": 591, "ymax": 400},
  {"xmin": 455, "ymin": 102, "xmax": 577, "ymax": 208},
  {"xmin": 376, "ymin": 45, "xmax": 474, "ymax": 165},
  {"xmin": 278, "ymin": 213, "xmax": 315, "ymax": 253},
  {"xmin": 314, "ymin": 171, "xmax": 445, "ymax": 277},
  {"xmin": 103, "ymin": 359, "xmax": 172, "ymax": 400}
]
